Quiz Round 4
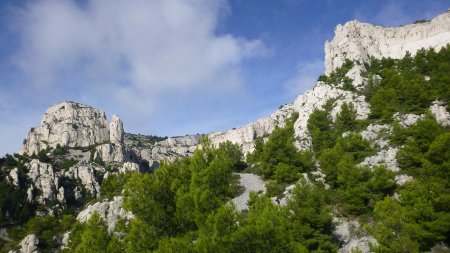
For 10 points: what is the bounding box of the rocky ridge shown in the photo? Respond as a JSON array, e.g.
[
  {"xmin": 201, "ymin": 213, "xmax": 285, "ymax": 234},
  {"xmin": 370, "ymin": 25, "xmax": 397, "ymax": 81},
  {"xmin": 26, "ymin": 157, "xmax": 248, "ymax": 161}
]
[
  {"xmin": 4, "ymin": 10, "xmax": 450, "ymax": 253},
  {"xmin": 325, "ymin": 10, "xmax": 450, "ymax": 73}
]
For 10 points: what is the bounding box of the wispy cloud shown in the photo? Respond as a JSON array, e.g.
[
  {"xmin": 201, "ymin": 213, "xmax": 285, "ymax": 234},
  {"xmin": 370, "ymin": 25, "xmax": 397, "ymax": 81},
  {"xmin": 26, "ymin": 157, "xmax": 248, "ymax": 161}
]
[
  {"xmin": 283, "ymin": 59, "xmax": 324, "ymax": 99},
  {"xmin": 0, "ymin": 0, "xmax": 268, "ymax": 155}
]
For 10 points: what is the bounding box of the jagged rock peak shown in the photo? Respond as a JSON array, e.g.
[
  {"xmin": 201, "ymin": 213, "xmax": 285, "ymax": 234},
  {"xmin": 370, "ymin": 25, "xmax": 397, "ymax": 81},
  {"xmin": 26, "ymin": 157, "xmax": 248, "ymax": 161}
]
[
  {"xmin": 109, "ymin": 114, "xmax": 124, "ymax": 144},
  {"xmin": 20, "ymin": 101, "xmax": 110, "ymax": 155},
  {"xmin": 325, "ymin": 10, "xmax": 450, "ymax": 73}
]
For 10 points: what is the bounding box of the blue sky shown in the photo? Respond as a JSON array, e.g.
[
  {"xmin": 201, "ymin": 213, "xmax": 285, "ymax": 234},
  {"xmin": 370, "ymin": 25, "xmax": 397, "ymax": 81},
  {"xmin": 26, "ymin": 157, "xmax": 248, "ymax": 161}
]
[{"xmin": 0, "ymin": 0, "xmax": 448, "ymax": 155}]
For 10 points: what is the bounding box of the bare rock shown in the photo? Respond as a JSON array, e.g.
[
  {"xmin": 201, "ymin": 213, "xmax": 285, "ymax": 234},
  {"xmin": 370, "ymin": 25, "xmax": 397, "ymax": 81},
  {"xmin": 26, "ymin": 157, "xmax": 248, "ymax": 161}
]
[
  {"xmin": 20, "ymin": 102, "xmax": 110, "ymax": 155},
  {"xmin": 27, "ymin": 159, "xmax": 59, "ymax": 204},
  {"xmin": 360, "ymin": 124, "xmax": 391, "ymax": 149},
  {"xmin": 94, "ymin": 143, "xmax": 126, "ymax": 163},
  {"xmin": 232, "ymin": 173, "xmax": 266, "ymax": 211},
  {"xmin": 119, "ymin": 162, "xmax": 141, "ymax": 173},
  {"xmin": 292, "ymin": 83, "xmax": 370, "ymax": 150},
  {"xmin": 8, "ymin": 168, "xmax": 20, "ymax": 187},
  {"xmin": 76, "ymin": 196, "xmax": 133, "ymax": 232},
  {"xmin": 325, "ymin": 11, "xmax": 450, "ymax": 73},
  {"xmin": 64, "ymin": 161, "xmax": 105, "ymax": 197},
  {"xmin": 359, "ymin": 147, "xmax": 399, "ymax": 171},
  {"xmin": 395, "ymin": 174, "xmax": 413, "ymax": 186},
  {"xmin": 209, "ymin": 104, "xmax": 294, "ymax": 154},
  {"xmin": 334, "ymin": 218, "xmax": 378, "ymax": 253},
  {"xmin": 19, "ymin": 234, "xmax": 39, "ymax": 253},
  {"xmin": 109, "ymin": 115, "xmax": 124, "ymax": 144},
  {"xmin": 430, "ymin": 101, "xmax": 450, "ymax": 127},
  {"xmin": 393, "ymin": 112, "xmax": 425, "ymax": 127}
]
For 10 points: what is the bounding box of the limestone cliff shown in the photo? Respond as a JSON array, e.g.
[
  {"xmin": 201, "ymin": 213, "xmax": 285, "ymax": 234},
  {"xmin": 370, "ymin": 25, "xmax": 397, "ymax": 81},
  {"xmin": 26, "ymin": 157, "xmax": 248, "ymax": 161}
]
[
  {"xmin": 20, "ymin": 102, "xmax": 110, "ymax": 155},
  {"xmin": 325, "ymin": 10, "xmax": 450, "ymax": 73}
]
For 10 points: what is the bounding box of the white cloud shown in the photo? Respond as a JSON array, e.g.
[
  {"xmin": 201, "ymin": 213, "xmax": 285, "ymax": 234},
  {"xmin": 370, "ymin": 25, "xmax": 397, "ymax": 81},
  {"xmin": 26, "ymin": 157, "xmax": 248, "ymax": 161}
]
[
  {"xmin": 15, "ymin": 0, "xmax": 265, "ymax": 92},
  {"xmin": 0, "ymin": 0, "xmax": 267, "ymax": 155},
  {"xmin": 283, "ymin": 59, "xmax": 324, "ymax": 98}
]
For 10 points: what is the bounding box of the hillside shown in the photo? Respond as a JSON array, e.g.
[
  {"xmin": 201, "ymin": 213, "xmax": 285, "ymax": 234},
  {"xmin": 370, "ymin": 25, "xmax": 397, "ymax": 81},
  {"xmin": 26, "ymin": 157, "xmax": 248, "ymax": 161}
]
[{"xmin": 1, "ymin": 10, "xmax": 450, "ymax": 253}]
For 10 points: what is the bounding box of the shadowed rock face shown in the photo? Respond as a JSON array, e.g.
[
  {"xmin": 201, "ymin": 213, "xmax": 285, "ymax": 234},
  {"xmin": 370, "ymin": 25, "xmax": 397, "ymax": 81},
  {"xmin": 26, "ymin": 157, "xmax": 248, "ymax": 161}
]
[{"xmin": 20, "ymin": 101, "xmax": 110, "ymax": 155}]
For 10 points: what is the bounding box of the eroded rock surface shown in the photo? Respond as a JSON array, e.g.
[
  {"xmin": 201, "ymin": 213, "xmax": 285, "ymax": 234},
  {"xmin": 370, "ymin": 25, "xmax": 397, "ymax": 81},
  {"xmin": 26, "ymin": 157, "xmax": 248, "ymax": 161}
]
[
  {"xmin": 76, "ymin": 196, "xmax": 133, "ymax": 232},
  {"xmin": 20, "ymin": 102, "xmax": 110, "ymax": 155},
  {"xmin": 325, "ymin": 11, "xmax": 450, "ymax": 73}
]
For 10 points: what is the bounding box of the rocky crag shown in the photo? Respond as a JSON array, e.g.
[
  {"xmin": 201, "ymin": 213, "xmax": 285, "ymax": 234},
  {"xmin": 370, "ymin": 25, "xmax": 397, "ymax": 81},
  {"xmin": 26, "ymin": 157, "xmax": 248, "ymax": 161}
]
[{"xmin": 2, "ymin": 10, "xmax": 450, "ymax": 253}]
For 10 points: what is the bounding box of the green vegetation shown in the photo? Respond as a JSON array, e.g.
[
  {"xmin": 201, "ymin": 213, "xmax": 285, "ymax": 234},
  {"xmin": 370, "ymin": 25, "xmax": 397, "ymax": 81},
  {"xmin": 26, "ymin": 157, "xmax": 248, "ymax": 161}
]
[
  {"xmin": 1, "ymin": 46, "xmax": 450, "ymax": 253},
  {"xmin": 100, "ymin": 172, "xmax": 135, "ymax": 200},
  {"xmin": 364, "ymin": 46, "xmax": 450, "ymax": 121},
  {"xmin": 318, "ymin": 59, "xmax": 355, "ymax": 91},
  {"xmin": 247, "ymin": 112, "xmax": 315, "ymax": 196}
]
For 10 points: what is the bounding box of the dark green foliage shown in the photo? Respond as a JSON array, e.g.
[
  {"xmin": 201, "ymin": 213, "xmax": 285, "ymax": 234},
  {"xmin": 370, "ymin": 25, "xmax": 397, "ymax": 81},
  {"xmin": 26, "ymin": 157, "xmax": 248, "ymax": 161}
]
[
  {"xmin": 248, "ymin": 112, "xmax": 314, "ymax": 187},
  {"xmin": 307, "ymin": 109, "xmax": 336, "ymax": 154},
  {"xmin": 319, "ymin": 59, "xmax": 355, "ymax": 91},
  {"xmin": 100, "ymin": 172, "xmax": 135, "ymax": 200},
  {"xmin": 286, "ymin": 181, "xmax": 338, "ymax": 252},
  {"xmin": 317, "ymin": 133, "xmax": 394, "ymax": 215},
  {"xmin": 196, "ymin": 183, "xmax": 338, "ymax": 253},
  {"xmin": 123, "ymin": 138, "xmax": 243, "ymax": 238},
  {"xmin": 68, "ymin": 213, "xmax": 121, "ymax": 253},
  {"xmin": 25, "ymin": 214, "xmax": 76, "ymax": 250},
  {"xmin": 366, "ymin": 46, "xmax": 450, "ymax": 120}
]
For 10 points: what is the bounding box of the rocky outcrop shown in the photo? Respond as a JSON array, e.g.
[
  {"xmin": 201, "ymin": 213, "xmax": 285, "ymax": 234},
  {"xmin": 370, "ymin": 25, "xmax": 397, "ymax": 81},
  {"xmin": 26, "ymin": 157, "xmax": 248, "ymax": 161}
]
[
  {"xmin": 129, "ymin": 135, "xmax": 201, "ymax": 163},
  {"xmin": 76, "ymin": 196, "xmax": 133, "ymax": 232},
  {"xmin": 232, "ymin": 173, "xmax": 266, "ymax": 211},
  {"xmin": 20, "ymin": 102, "xmax": 110, "ymax": 155},
  {"xmin": 359, "ymin": 147, "xmax": 399, "ymax": 172},
  {"xmin": 430, "ymin": 101, "xmax": 450, "ymax": 127},
  {"xmin": 64, "ymin": 161, "xmax": 105, "ymax": 198},
  {"xmin": 333, "ymin": 218, "xmax": 378, "ymax": 253},
  {"xmin": 119, "ymin": 162, "xmax": 141, "ymax": 173},
  {"xmin": 393, "ymin": 112, "xmax": 425, "ymax": 127},
  {"xmin": 292, "ymin": 83, "xmax": 370, "ymax": 150},
  {"xmin": 27, "ymin": 159, "xmax": 59, "ymax": 204},
  {"xmin": 209, "ymin": 104, "xmax": 294, "ymax": 154},
  {"xmin": 109, "ymin": 115, "xmax": 124, "ymax": 144},
  {"xmin": 325, "ymin": 11, "xmax": 450, "ymax": 73},
  {"xmin": 18, "ymin": 234, "xmax": 39, "ymax": 253},
  {"xmin": 94, "ymin": 143, "xmax": 126, "ymax": 163},
  {"xmin": 8, "ymin": 168, "xmax": 20, "ymax": 187},
  {"xmin": 361, "ymin": 124, "xmax": 391, "ymax": 149}
]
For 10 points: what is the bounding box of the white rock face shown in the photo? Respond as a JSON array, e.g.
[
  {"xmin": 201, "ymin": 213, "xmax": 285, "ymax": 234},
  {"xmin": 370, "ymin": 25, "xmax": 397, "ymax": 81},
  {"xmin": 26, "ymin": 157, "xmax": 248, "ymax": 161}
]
[
  {"xmin": 334, "ymin": 218, "xmax": 378, "ymax": 253},
  {"xmin": 359, "ymin": 147, "xmax": 399, "ymax": 172},
  {"xmin": 292, "ymin": 83, "xmax": 370, "ymax": 150},
  {"xmin": 19, "ymin": 234, "xmax": 39, "ymax": 253},
  {"xmin": 119, "ymin": 162, "xmax": 141, "ymax": 173},
  {"xmin": 209, "ymin": 104, "xmax": 295, "ymax": 154},
  {"xmin": 325, "ymin": 11, "xmax": 450, "ymax": 73},
  {"xmin": 232, "ymin": 173, "xmax": 266, "ymax": 211},
  {"xmin": 430, "ymin": 101, "xmax": 450, "ymax": 127},
  {"xmin": 109, "ymin": 115, "xmax": 124, "ymax": 144},
  {"xmin": 8, "ymin": 168, "xmax": 20, "ymax": 187},
  {"xmin": 76, "ymin": 196, "xmax": 133, "ymax": 232},
  {"xmin": 64, "ymin": 161, "xmax": 105, "ymax": 197},
  {"xmin": 94, "ymin": 143, "xmax": 126, "ymax": 163},
  {"xmin": 361, "ymin": 124, "xmax": 391, "ymax": 149},
  {"xmin": 27, "ymin": 159, "xmax": 59, "ymax": 204},
  {"xmin": 20, "ymin": 102, "xmax": 110, "ymax": 155},
  {"xmin": 393, "ymin": 113, "xmax": 425, "ymax": 127},
  {"xmin": 395, "ymin": 174, "xmax": 413, "ymax": 186},
  {"xmin": 130, "ymin": 135, "xmax": 201, "ymax": 163}
]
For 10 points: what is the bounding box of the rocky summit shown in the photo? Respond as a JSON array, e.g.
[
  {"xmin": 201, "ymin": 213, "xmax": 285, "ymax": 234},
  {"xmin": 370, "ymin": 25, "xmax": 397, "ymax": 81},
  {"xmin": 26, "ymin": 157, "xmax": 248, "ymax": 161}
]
[{"xmin": 1, "ymin": 10, "xmax": 450, "ymax": 253}]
